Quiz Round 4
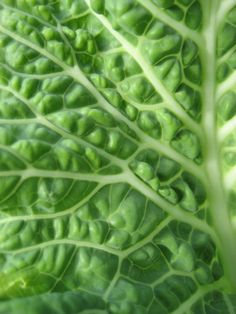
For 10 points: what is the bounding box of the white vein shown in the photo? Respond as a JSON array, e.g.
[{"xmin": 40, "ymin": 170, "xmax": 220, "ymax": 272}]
[
  {"xmin": 217, "ymin": 0, "xmax": 236, "ymax": 26},
  {"xmin": 0, "ymin": 168, "xmax": 125, "ymax": 183},
  {"xmin": 0, "ymin": 239, "xmax": 119, "ymax": 256},
  {"xmin": 218, "ymin": 116, "xmax": 236, "ymax": 141},
  {"xmin": 217, "ymin": 71, "xmax": 236, "ymax": 98},
  {"xmin": 224, "ymin": 166, "xmax": 236, "ymax": 190}
]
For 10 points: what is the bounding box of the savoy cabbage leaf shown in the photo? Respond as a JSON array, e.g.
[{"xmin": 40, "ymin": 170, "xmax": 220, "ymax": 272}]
[{"xmin": 0, "ymin": 0, "xmax": 236, "ymax": 313}]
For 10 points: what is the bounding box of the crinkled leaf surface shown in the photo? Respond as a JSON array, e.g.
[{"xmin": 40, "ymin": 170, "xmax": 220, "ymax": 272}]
[{"xmin": 0, "ymin": 0, "xmax": 236, "ymax": 313}]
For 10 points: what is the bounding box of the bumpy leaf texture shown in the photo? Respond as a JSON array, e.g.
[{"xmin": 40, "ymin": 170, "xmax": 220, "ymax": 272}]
[{"xmin": 0, "ymin": 0, "xmax": 236, "ymax": 313}]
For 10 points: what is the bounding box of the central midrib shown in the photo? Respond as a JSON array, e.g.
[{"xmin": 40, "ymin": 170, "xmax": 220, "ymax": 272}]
[{"xmin": 201, "ymin": 0, "xmax": 236, "ymax": 292}]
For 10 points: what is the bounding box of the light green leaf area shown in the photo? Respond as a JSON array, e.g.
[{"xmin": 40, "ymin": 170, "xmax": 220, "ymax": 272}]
[{"xmin": 0, "ymin": 0, "xmax": 236, "ymax": 313}]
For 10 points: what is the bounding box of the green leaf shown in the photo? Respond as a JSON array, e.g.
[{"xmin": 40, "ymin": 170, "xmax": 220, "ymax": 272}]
[{"xmin": 0, "ymin": 0, "xmax": 236, "ymax": 313}]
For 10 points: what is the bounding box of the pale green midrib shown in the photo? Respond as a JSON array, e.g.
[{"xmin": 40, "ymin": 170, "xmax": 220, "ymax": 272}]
[
  {"xmin": 0, "ymin": 25, "xmax": 205, "ymax": 182},
  {"xmin": 201, "ymin": 0, "xmax": 236, "ymax": 292}
]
